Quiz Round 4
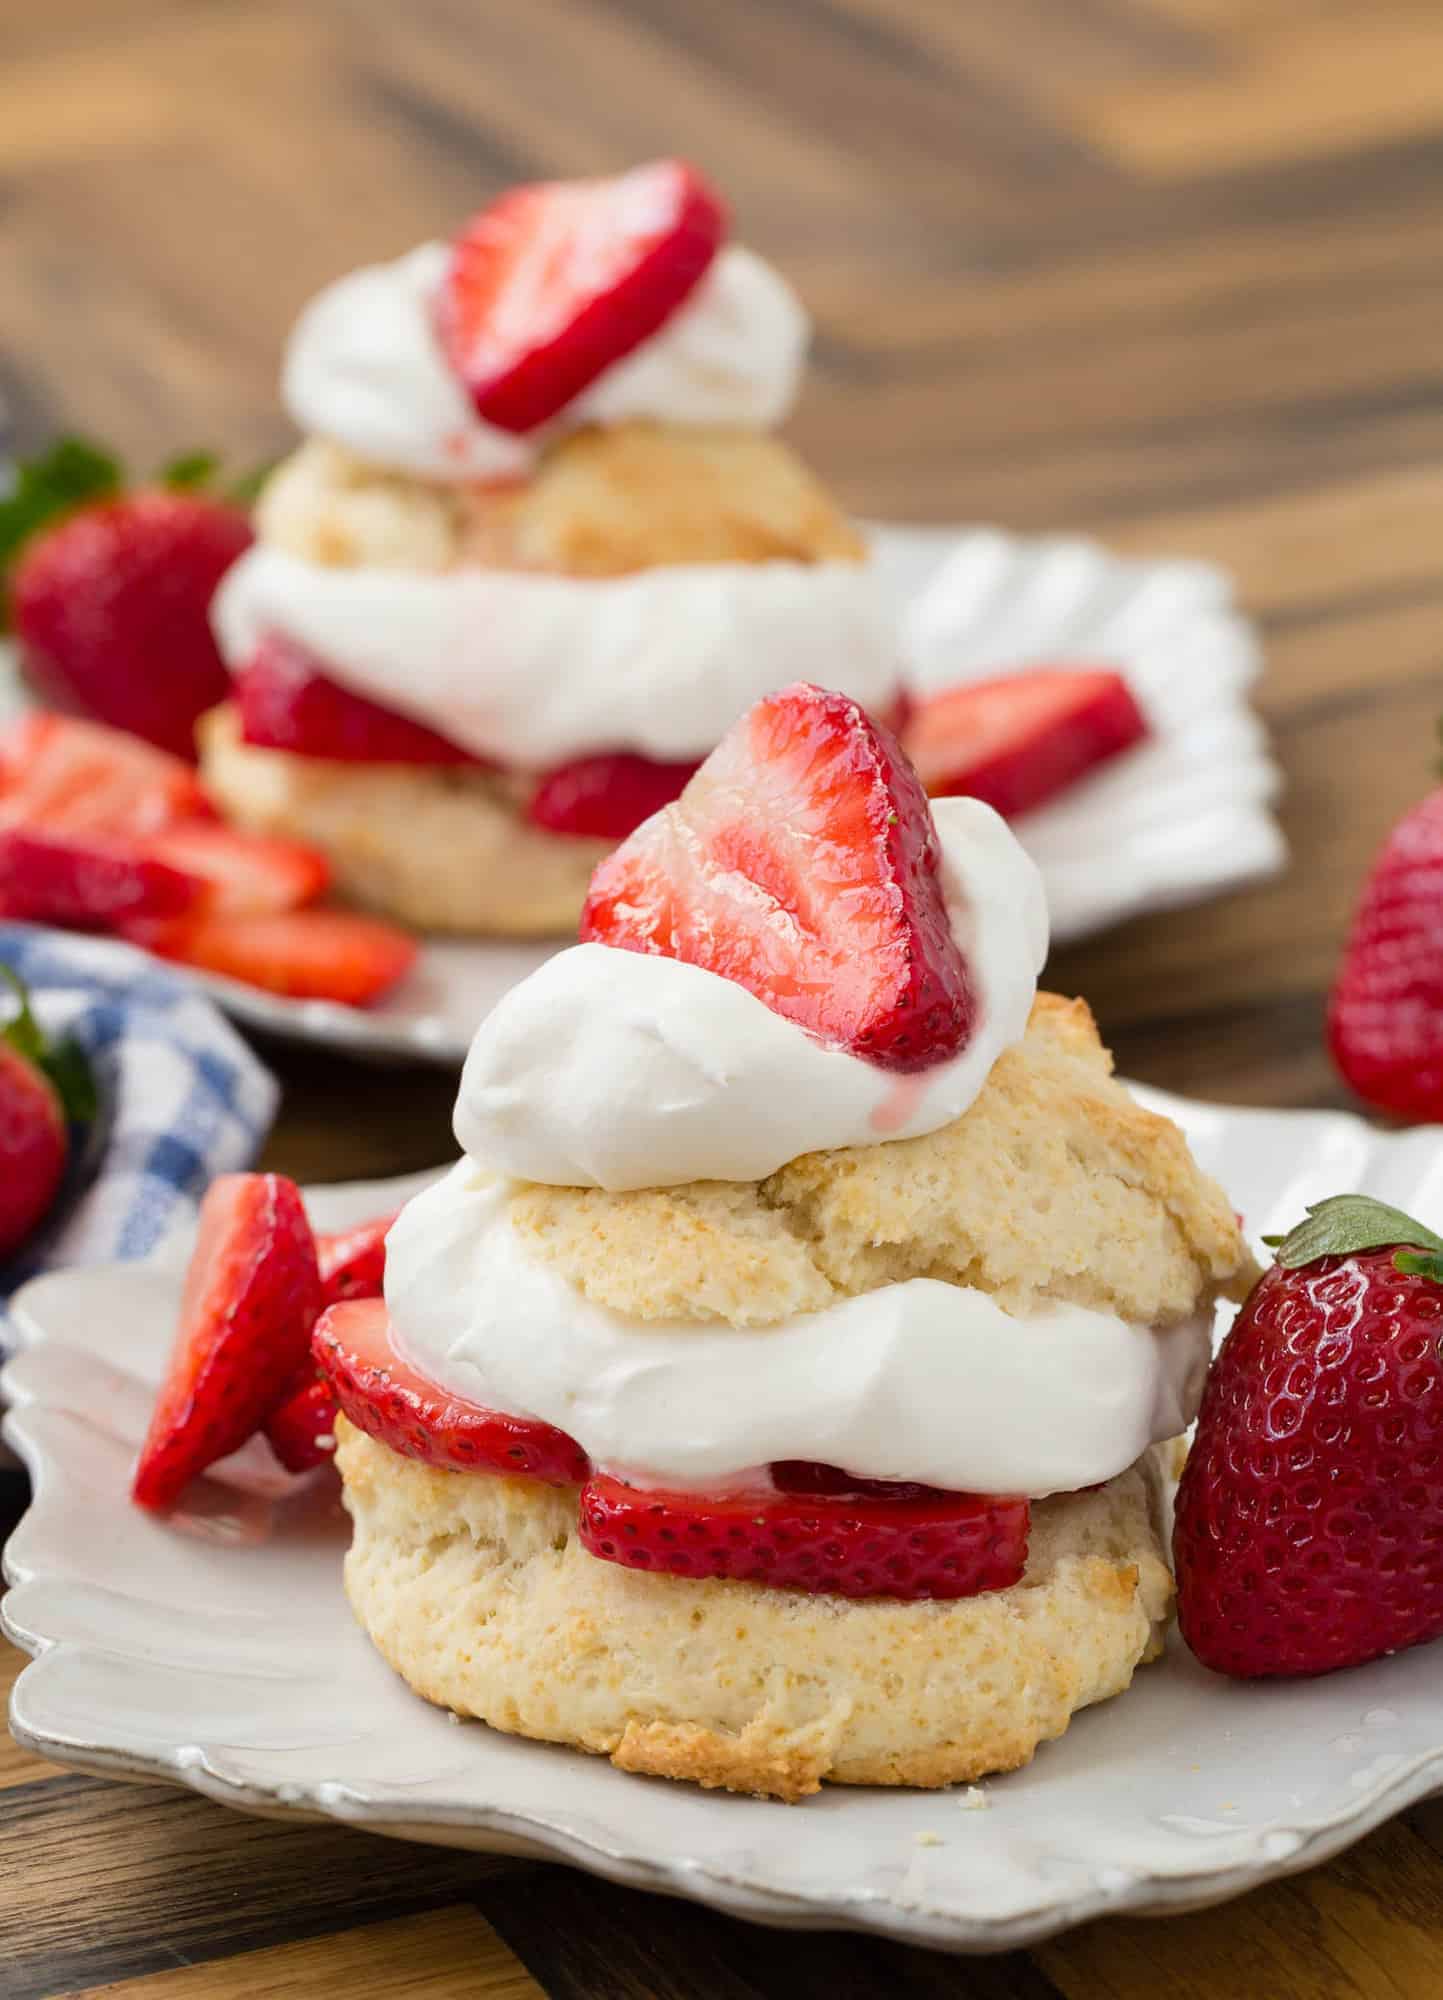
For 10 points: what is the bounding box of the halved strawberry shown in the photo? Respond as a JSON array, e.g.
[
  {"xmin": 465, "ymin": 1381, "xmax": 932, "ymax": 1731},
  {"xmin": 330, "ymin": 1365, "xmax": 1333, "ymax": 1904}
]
[
  {"xmin": 0, "ymin": 714, "xmax": 212, "ymax": 835},
  {"xmin": 903, "ymin": 667, "xmax": 1147, "ymax": 820},
  {"xmin": 130, "ymin": 907, "xmax": 418, "ymax": 1008},
  {"xmin": 578, "ymin": 1468, "xmax": 1030, "ymax": 1600},
  {"xmin": 0, "ymin": 827, "xmax": 203, "ymax": 929},
  {"xmin": 437, "ymin": 160, "xmax": 726, "ymax": 433},
  {"xmin": 235, "ymin": 634, "xmax": 484, "ymax": 767},
  {"xmin": 143, "ymin": 820, "xmax": 331, "ymax": 915},
  {"xmin": 263, "ymin": 1370, "xmax": 339, "ymax": 1474},
  {"xmin": 527, "ymin": 750, "xmax": 700, "ymax": 840},
  {"xmin": 313, "ymin": 1297, "xmax": 590, "ymax": 1484},
  {"xmin": 132, "ymin": 1173, "xmax": 322, "ymax": 1511},
  {"xmin": 318, "ymin": 1213, "xmax": 397, "ymax": 1305},
  {"xmin": 580, "ymin": 682, "xmax": 975, "ymax": 1071}
]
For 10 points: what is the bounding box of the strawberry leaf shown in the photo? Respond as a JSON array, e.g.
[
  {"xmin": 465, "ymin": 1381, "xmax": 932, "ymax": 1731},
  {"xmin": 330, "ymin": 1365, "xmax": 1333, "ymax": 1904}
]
[
  {"xmin": 0, "ymin": 961, "xmax": 97, "ymax": 1126},
  {"xmin": 0, "ymin": 439, "xmax": 122, "ymax": 628},
  {"xmin": 158, "ymin": 449, "xmax": 220, "ymax": 492},
  {"xmin": 1395, "ymin": 1248, "xmax": 1443, "ymax": 1283},
  {"xmin": 1266, "ymin": 1195, "xmax": 1443, "ymax": 1269}
]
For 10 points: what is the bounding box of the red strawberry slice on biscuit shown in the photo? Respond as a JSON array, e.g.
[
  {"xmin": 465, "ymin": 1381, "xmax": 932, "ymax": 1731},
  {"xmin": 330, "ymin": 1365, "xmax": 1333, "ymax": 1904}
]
[
  {"xmin": 235, "ymin": 634, "xmax": 485, "ymax": 767},
  {"xmin": 580, "ymin": 682, "xmax": 975, "ymax": 1072},
  {"xmin": 578, "ymin": 1468, "xmax": 1030, "ymax": 1600},
  {"xmin": 437, "ymin": 160, "xmax": 726, "ymax": 433},
  {"xmin": 132, "ymin": 1173, "xmax": 322, "ymax": 1511},
  {"xmin": 904, "ymin": 667, "xmax": 1147, "ymax": 820},
  {"xmin": 527, "ymin": 750, "xmax": 700, "ymax": 840},
  {"xmin": 313, "ymin": 1297, "xmax": 589, "ymax": 1484}
]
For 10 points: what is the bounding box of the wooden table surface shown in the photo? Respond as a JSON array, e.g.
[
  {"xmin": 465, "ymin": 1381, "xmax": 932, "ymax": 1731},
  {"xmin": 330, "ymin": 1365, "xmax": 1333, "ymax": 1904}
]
[{"xmin": 4, "ymin": 0, "xmax": 1443, "ymax": 1993}]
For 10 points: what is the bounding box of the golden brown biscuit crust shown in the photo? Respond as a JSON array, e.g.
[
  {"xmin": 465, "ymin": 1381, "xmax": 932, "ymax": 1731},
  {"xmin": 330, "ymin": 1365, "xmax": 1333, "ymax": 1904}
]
[
  {"xmin": 336, "ymin": 1420, "xmax": 1176, "ymax": 1802},
  {"xmin": 255, "ymin": 426, "xmax": 864, "ymax": 576},
  {"xmin": 510, "ymin": 993, "xmax": 1258, "ymax": 1326}
]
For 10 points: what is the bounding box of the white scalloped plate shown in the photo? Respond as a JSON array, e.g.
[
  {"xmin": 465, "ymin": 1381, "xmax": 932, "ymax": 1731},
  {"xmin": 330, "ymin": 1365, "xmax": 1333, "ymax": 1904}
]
[
  {"xmin": 6, "ymin": 1092, "xmax": 1443, "ymax": 1954},
  {"xmin": 0, "ymin": 524, "xmax": 1283, "ymax": 1065}
]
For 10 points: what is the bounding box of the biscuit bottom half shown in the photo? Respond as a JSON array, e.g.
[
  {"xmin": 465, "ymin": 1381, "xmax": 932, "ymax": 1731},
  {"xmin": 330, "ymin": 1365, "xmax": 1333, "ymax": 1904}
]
[
  {"xmin": 199, "ymin": 704, "xmax": 608, "ymax": 937},
  {"xmin": 335, "ymin": 1419, "xmax": 1177, "ymax": 1802}
]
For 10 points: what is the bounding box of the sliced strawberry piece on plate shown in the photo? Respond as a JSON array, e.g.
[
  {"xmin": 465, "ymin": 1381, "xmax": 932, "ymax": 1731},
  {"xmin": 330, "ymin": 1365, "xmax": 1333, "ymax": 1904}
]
[
  {"xmin": 128, "ymin": 907, "xmax": 418, "ymax": 1008},
  {"xmin": 578, "ymin": 1467, "xmax": 1030, "ymax": 1600},
  {"xmin": 437, "ymin": 159, "xmax": 726, "ymax": 433},
  {"xmin": 318, "ymin": 1213, "xmax": 397, "ymax": 1305},
  {"xmin": 580, "ymin": 681, "xmax": 975, "ymax": 1072},
  {"xmin": 143, "ymin": 819, "xmax": 331, "ymax": 915},
  {"xmin": 0, "ymin": 714, "xmax": 212, "ymax": 835},
  {"xmin": 0, "ymin": 827, "xmax": 204, "ymax": 929},
  {"xmin": 903, "ymin": 667, "xmax": 1147, "ymax": 820},
  {"xmin": 235, "ymin": 634, "xmax": 484, "ymax": 767},
  {"xmin": 313, "ymin": 1297, "xmax": 590, "ymax": 1484},
  {"xmin": 132, "ymin": 1173, "xmax": 322, "ymax": 1510},
  {"xmin": 527, "ymin": 750, "xmax": 700, "ymax": 840},
  {"xmin": 263, "ymin": 1370, "xmax": 339, "ymax": 1473}
]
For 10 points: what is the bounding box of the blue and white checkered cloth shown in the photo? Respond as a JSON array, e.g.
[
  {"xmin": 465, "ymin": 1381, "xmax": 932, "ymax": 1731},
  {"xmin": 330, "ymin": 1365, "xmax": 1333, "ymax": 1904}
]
[{"xmin": 0, "ymin": 923, "xmax": 278, "ymax": 1341}]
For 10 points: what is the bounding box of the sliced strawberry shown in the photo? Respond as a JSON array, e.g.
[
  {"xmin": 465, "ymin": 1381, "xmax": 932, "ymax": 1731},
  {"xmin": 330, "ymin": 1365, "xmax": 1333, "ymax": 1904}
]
[
  {"xmin": 527, "ymin": 751, "xmax": 700, "ymax": 840},
  {"xmin": 437, "ymin": 160, "xmax": 726, "ymax": 432},
  {"xmin": 132, "ymin": 1173, "xmax": 322, "ymax": 1511},
  {"xmin": 263, "ymin": 1370, "xmax": 339, "ymax": 1474},
  {"xmin": 0, "ymin": 714, "xmax": 212, "ymax": 835},
  {"xmin": 313, "ymin": 1297, "xmax": 589, "ymax": 1484},
  {"xmin": 578, "ymin": 1467, "xmax": 1030, "ymax": 1600},
  {"xmin": 143, "ymin": 820, "xmax": 331, "ymax": 915},
  {"xmin": 0, "ymin": 827, "xmax": 203, "ymax": 929},
  {"xmin": 129, "ymin": 907, "xmax": 418, "ymax": 1008},
  {"xmin": 318, "ymin": 1213, "xmax": 397, "ymax": 1305},
  {"xmin": 903, "ymin": 668, "xmax": 1147, "ymax": 819},
  {"xmin": 235, "ymin": 634, "xmax": 484, "ymax": 767},
  {"xmin": 580, "ymin": 682, "xmax": 975, "ymax": 1072}
]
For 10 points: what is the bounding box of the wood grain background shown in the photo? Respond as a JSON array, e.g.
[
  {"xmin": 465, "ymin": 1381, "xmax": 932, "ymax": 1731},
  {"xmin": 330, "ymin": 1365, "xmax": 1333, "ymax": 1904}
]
[{"xmin": 4, "ymin": 0, "xmax": 1443, "ymax": 1993}]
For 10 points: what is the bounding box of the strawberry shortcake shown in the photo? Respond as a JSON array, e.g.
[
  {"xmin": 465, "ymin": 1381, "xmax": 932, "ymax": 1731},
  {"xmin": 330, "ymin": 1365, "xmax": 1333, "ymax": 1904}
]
[
  {"xmin": 309, "ymin": 683, "xmax": 1254, "ymax": 1799},
  {"xmin": 203, "ymin": 162, "xmax": 896, "ymax": 937}
]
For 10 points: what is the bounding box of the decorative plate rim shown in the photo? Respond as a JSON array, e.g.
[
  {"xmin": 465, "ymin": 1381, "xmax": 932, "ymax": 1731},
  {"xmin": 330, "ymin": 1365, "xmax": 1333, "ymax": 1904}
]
[{"xmin": 7, "ymin": 1099, "xmax": 1443, "ymax": 1954}]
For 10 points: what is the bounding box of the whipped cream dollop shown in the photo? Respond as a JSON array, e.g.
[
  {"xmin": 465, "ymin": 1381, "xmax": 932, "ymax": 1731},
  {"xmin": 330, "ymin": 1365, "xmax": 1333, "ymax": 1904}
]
[
  {"xmin": 284, "ymin": 241, "xmax": 808, "ymax": 483},
  {"xmin": 453, "ymin": 798, "xmax": 1047, "ymax": 1188},
  {"xmin": 213, "ymin": 545, "xmax": 896, "ymax": 768},
  {"xmin": 385, "ymin": 1166, "xmax": 1214, "ymax": 1497}
]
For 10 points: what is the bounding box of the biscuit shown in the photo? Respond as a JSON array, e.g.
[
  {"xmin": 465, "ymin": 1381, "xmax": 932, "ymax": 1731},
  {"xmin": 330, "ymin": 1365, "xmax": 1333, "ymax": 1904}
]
[
  {"xmin": 336, "ymin": 1421, "xmax": 1176, "ymax": 1803},
  {"xmin": 198, "ymin": 704, "xmax": 606, "ymax": 937},
  {"xmin": 255, "ymin": 425, "xmax": 865, "ymax": 577},
  {"xmin": 510, "ymin": 993, "xmax": 1257, "ymax": 1326}
]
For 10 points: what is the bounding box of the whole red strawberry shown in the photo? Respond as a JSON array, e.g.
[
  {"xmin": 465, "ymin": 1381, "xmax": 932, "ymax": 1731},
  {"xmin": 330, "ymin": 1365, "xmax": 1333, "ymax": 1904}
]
[
  {"xmin": 0, "ymin": 962, "xmax": 95, "ymax": 1260},
  {"xmin": 1174, "ymin": 1195, "xmax": 1443, "ymax": 1678},
  {"xmin": 1329, "ymin": 784, "xmax": 1443, "ymax": 1120},
  {"xmin": 3, "ymin": 441, "xmax": 252, "ymax": 761}
]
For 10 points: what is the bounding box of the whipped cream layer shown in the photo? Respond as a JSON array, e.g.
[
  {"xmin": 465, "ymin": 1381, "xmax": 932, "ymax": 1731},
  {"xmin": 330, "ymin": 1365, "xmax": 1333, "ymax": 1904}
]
[
  {"xmin": 284, "ymin": 241, "xmax": 808, "ymax": 483},
  {"xmin": 386, "ymin": 1165, "xmax": 1214, "ymax": 1497},
  {"xmin": 454, "ymin": 798, "xmax": 1047, "ymax": 1188},
  {"xmin": 213, "ymin": 544, "xmax": 896, "ymax": 768}
]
